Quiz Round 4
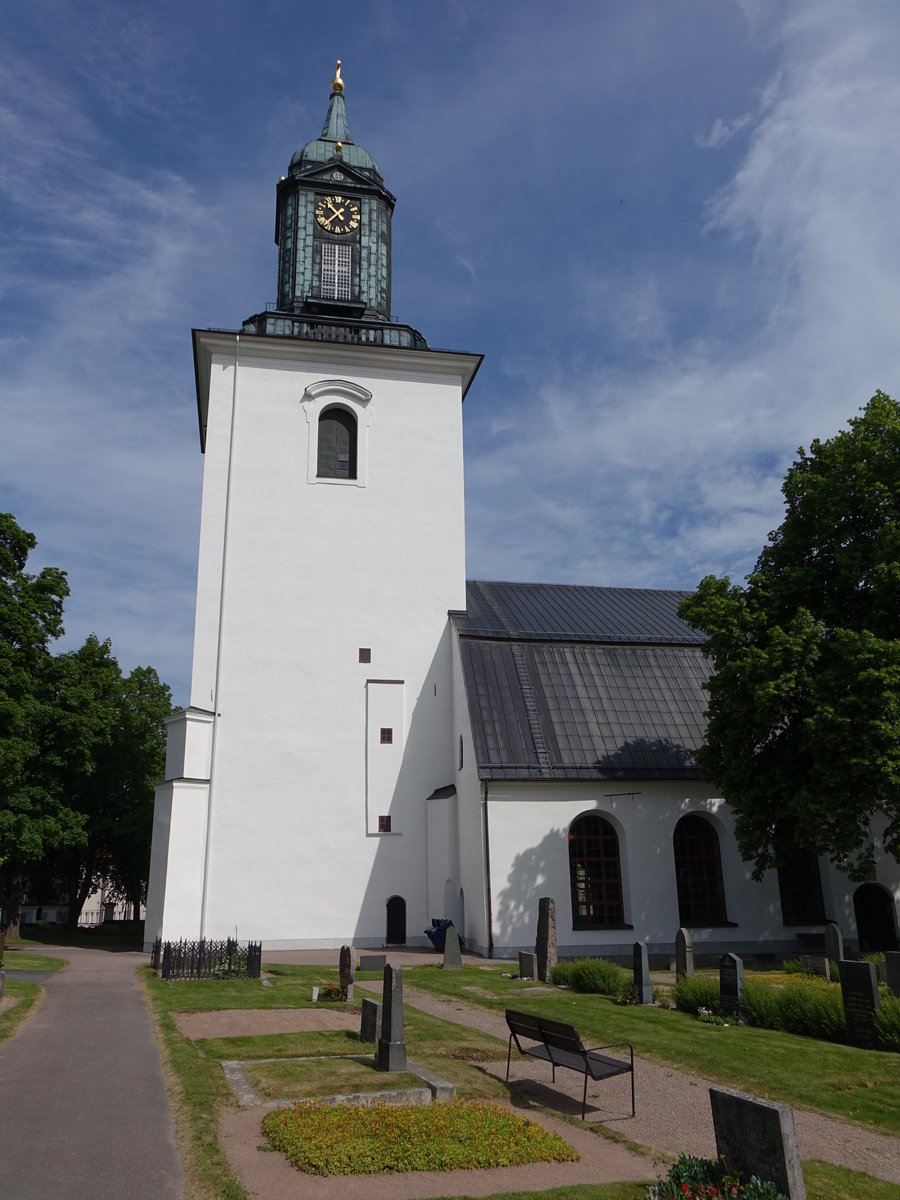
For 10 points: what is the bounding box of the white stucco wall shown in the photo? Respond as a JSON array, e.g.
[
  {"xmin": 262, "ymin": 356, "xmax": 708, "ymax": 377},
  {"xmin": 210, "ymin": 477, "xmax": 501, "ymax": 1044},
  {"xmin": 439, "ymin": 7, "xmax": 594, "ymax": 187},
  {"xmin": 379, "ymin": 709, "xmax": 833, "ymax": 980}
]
[
  {"xmin": 482, "ymin": 780, "xmax": 900, "ymax": 959},
  {"xmin": 485, "ymin": 781, "xmax": 783, "ymax": 958},
  {"xmin": 151, "ymin": 335, "xmax": 478, "ymax": 948}
]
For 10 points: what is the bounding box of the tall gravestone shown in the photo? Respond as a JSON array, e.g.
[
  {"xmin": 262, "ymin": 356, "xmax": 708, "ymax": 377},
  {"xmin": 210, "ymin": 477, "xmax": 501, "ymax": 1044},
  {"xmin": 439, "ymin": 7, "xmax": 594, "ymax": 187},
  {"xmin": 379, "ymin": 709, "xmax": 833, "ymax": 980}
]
[
  {"xmin": 675, "ymin": 928, "xmax": 694, "ymax": 978},
  {"xmin": 443, "ymin": 925, "xmax": 462, "ymax": 970},
  {"xmin": 719, "ymin": 952, "xmax": 744, "ymax": 1019},
  {"xmin": 709, "ymin": 1086, "xmax": 806, "ymax": 1200},
  {"xmin": 518, "ymin": 950, "xmax": 538, "ymax": 979},
  {"xmin": 839, "ymin": 959, "xmax": 881, "ymax": 1049},
  {"xmin": 535, "ymin": 897, "xmax": 557, "ymax": 983},
  {"xmin": 633, "ymin": 942, "xmax": 653, "ymax": 1004},
  {"xmin": 376, "ymin": 964, "xmax": 407, "ymax": 1071},
  {"xmin": 824, "ymin": 922, "xmax": 843, "ymax": 965},
  {"xmin": 360, "ymin": 998, "xmax": 382, "ymax": 1043},
  {"xmin": 884, "ymin": 951, "xmax": 900, "ymax": 998},
  {"xmin": 339, "ymin": 944, "xmax": 355, "ymax": 1000}
]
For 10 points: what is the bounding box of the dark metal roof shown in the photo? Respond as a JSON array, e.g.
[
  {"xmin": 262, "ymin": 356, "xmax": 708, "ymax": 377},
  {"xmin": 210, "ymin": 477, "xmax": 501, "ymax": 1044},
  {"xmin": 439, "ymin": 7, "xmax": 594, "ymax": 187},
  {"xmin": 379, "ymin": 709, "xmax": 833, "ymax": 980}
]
[
  {"xmin": 455, "ymin": 581, "xmax": 708, "ymax": 782},
  {"xmin": 454, "ymin": 580, "xmax": 703, "ymax": 645}
]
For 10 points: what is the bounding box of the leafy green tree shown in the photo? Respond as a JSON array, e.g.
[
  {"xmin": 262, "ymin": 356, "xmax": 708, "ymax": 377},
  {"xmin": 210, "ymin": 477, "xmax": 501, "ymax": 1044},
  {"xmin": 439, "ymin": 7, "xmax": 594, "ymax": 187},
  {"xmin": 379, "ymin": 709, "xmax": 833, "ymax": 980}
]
[
  {"xmin": 0, "ymin": 514, "xmax": 82, "ymax": 931},
  {"xmin": 680, "ymin": 392, "xmax": 900, "ymax": 881},
  {"xmin": 45, "ymin": 656, "xmax": 173, "ymax": 928}
]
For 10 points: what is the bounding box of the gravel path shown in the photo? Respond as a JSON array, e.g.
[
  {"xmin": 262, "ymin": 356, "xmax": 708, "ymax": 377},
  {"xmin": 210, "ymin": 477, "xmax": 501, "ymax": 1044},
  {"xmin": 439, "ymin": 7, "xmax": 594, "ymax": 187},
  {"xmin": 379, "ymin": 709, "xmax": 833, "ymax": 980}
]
[{"xmin": 382, "ymin": 983, "xmax": 900, "ymax": 1185}]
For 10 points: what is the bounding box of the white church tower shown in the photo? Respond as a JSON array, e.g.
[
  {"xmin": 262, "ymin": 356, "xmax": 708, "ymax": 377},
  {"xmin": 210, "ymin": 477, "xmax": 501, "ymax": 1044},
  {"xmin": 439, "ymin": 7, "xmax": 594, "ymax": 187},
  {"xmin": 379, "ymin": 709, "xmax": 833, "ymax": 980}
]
[{"xmin": 146, "ymin": 63, "xmax": 481, "ymax": 948}]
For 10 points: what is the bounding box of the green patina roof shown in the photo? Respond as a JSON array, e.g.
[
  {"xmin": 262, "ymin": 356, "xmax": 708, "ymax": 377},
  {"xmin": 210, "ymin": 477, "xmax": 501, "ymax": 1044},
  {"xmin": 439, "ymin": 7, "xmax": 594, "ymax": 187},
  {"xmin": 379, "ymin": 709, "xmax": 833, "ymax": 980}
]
[{"xmin": 289, "ymin": 85, "xmax": 382, "ymax": 181}]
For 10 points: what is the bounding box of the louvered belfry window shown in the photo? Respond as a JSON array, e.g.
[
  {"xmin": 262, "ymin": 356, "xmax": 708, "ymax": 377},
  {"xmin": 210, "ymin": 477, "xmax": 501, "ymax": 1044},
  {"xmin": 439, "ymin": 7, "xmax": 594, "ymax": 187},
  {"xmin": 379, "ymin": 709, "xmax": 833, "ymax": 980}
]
[
  {"xmin": 317, "ymin": 407, "xmax": 357, "ymax": 479},
  {"xmin": 568, "ymin": 814, "xmax": 624, "ymax": 928},
  {"xmin": 321, "ymin": 242, "xmax": 351, "ymax": 300}
]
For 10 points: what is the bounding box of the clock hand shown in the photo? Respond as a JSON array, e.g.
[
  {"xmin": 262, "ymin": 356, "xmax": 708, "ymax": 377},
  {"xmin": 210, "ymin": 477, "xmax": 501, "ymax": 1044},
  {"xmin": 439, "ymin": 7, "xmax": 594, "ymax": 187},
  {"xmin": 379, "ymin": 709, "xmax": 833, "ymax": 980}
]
[{"xmin": 327, "ymin": 199, "xmax": 345, "ymax": 220}]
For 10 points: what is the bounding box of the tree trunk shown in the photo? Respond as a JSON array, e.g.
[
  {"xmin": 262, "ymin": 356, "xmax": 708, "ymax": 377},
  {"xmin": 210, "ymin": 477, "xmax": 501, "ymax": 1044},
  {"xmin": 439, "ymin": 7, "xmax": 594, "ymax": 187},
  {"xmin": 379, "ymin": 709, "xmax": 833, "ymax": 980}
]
[{"xmin": 66, "ymin": 869, "xmax": 96, "ymax": 932}]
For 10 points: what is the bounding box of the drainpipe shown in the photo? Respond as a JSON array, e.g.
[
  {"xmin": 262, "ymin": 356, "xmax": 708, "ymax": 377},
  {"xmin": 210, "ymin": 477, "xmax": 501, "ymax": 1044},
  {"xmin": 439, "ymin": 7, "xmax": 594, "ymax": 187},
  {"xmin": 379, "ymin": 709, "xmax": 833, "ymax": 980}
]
[{"xmin": 200, "ymin": 334, "xmax": 240, "ymax": 940}]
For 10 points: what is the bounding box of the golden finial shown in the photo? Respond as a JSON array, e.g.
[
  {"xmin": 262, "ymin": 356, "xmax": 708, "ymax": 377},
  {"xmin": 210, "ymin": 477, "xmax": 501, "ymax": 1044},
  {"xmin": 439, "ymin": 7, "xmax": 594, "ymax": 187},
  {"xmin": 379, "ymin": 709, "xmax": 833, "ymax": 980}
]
[
  {"xmin": 335, "ymin": 141, "xmax": 343, "ymax": 154},
  {"xmin": 331, "ymin": 60, "xmax": 344, "ymax": 94}
]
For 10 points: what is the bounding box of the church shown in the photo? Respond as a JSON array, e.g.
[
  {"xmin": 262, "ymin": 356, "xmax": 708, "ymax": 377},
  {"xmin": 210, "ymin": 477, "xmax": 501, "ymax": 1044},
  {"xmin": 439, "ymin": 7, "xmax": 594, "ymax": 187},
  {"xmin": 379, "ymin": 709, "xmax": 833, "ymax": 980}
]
[{"xmin": 145, "ymin": 64, "xmax": 900, "ymax": 961}]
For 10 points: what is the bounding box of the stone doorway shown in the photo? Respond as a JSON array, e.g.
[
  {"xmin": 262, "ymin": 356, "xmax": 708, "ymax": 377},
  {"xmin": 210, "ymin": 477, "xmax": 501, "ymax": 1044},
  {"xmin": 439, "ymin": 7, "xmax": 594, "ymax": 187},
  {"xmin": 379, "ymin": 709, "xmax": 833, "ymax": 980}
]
[{"xmin": 386, "ymin": 895, "xmax": 406, "ymax": 945}]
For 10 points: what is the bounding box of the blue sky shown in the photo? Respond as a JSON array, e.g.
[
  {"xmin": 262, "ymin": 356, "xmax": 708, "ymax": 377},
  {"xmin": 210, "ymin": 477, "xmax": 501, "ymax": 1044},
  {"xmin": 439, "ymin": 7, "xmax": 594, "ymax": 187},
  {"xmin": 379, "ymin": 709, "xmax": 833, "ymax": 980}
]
[{"xmin": 3, "ymin": 1, "xmax": 900, "ymax": 706}]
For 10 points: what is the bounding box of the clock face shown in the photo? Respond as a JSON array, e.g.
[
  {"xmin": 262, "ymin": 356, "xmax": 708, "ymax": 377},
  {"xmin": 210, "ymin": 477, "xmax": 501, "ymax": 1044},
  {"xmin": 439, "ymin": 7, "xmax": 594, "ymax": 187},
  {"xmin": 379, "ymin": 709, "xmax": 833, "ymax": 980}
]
[{"xmin": 315, "ymin": 194, "xmax": 360, "ymax": 235}]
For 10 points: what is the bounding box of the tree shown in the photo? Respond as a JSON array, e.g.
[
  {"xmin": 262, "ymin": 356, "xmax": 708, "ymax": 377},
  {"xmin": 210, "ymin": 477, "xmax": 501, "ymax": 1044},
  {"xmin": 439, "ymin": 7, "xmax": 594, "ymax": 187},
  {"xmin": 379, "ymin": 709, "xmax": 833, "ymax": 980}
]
[
  {"xmin": 0, "ymin": 514, "xmax": 83, "ymax": 932},
  {"xmin": 45, "ymin": 655, "xmax": 172, "ymax": 928},
  {"xmin": 1, "ymin": 513, "xmax": 174, "ymax": 932},
  {"xmin": 679, "ymin": 392, "xmax": 900, "ymax": 881}
]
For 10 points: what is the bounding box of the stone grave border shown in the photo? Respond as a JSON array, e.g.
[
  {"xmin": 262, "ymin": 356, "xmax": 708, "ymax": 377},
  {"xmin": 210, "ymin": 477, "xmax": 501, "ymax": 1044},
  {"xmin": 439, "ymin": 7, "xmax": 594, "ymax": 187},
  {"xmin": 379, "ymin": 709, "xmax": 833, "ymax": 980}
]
[{"xmin": 221, "ymin": 1054, "xmax": 455, "ymax": 1110}]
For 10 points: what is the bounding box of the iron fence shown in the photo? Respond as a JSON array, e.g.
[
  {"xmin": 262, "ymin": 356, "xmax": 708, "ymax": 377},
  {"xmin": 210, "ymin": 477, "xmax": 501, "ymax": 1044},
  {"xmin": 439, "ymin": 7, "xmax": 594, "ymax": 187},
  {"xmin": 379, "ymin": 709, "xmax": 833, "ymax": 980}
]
[{"xmin": 151, "ymin": 937, "xmax": 261, "ymax": 981}]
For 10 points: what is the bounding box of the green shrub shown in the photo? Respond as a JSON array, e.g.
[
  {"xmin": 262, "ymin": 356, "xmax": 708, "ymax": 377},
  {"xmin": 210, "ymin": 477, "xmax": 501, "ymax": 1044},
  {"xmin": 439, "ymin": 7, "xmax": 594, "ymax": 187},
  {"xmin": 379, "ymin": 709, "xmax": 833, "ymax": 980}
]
[
  {"xmin": 861, "ymin": 951, "xmax": 885, "ymax": 983},
  {"xmin": 672, "ymin": 974, "xmax": 720, "ymax": 1015},
  {"xmin": 874, "ymin": 992, "xmax": 900, "ymax": 1052},
  {"xmin": 568, "ymin": 956, "xmax": 626, "ymax": 996},
  {"xmin": 778, "ymin": 979, "xmax": 846, "ymax": 1042},
  {"xmin": 781, "ymin": 957, "xmax": 803, "ymax": 974},
  {"xmin": 741, "ymin": 978, "xmax": 783, "ymax": 1031},
  {"xmin": 549, "ymin": 961, "xmax": 575, "ymax": 986}
]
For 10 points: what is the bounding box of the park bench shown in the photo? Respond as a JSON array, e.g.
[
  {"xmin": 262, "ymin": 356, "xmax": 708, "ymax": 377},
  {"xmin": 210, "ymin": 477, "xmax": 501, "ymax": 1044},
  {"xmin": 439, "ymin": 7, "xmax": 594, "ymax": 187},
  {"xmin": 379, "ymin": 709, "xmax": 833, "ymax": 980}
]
[{"xmin": 505, "ymin": 1008, "xmax": 634, "ymax": 1120}]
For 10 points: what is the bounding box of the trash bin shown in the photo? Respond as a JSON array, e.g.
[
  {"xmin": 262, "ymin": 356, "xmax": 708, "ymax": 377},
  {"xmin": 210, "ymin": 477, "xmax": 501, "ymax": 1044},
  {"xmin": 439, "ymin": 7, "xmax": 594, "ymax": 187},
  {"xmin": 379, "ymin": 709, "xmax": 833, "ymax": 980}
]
[{"xmin": 424, "ymin": 918, "xmax": 455, "ymax": 952}]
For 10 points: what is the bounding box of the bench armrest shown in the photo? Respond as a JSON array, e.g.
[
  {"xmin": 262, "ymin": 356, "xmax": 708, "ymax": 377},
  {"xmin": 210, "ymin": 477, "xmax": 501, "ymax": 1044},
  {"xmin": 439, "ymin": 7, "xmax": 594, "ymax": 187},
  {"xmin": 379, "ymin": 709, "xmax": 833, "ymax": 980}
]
[{"xmin": 585, "ymin": 1041, "xmax": 633, "ymax": 1058}]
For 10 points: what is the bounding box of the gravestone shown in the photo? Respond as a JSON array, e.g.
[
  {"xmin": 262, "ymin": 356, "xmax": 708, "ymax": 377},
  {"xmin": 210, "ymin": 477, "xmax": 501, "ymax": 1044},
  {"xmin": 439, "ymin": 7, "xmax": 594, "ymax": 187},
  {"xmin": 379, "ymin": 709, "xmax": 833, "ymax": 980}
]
[
  {"xmin": 839, "ymin": 959, "xmax": 881, "ymax": 1049},
  {"xmin": 518, "ymin": 950, "xmax": 538, "ymax": 979},
  {"xmin": 339, "ymin": 945, "xmax": 355, "ymax": 997},
  {"xmin": 824, "ymin": 922, "xmax": 843, "ymax": 965},
  {"xmin": 360, "ymin": 998, "xmax": 382, "ymax": 1043},
  {"xmin": 535, "ymin": 897, "xmax": 557, "ymax": 983},
  {"xmin": 800, "ymin": 954, "xmax": 830, "ymax": 981},
  {"xmin": 675, "ymin": 927, "xmax": 694, "ymax": 978},
  {"xmin": 884, "ymin": 951, "xmax": 900, "ymax": 998},
  {"xmin": 633, "ymin": 941, "xmax": 653, "ymax": 1004},
  {"xmin": 709, "ymin": 1086, "xmax": 806, "ymax": 1200},
  {"xmin": 359, "ymin": 954, "xmax": 387, "ymax": 973},
  {"xmin": 719, "ymin": 952, "xmax": 744, "ymax": 1019},
  {"xmin": 442, "ymin": 924, "xmax": 463, "ymax": 969},
  {"xmin": 376, "ymin": 964, "xmax": 407, "ymax": 1071}
]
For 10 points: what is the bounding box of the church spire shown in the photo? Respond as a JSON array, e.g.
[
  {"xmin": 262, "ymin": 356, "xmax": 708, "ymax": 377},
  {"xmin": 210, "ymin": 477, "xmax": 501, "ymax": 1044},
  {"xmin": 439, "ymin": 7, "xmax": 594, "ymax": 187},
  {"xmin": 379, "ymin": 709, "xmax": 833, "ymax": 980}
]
[{"xmin": 320, "ymin": 60, "xmax": 351, "ymax": 144}]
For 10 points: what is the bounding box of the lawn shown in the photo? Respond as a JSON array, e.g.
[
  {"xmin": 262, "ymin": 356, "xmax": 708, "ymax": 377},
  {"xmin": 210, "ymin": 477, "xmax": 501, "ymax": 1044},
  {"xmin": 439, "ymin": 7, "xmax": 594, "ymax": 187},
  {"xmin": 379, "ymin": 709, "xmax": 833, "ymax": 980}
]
[
  {"xmin": 0, "ymin": 979, "xmax": 42, "ymax": 1045},
  {"xmin": 141, "ymin": 960, "xmax": 900, "ymax": 1200},
  {"xmin": 402, "ymin": 964, "xmax": 900, "ymax": 1135},
  {"xmin": 1, "ymin": 950, "xmax": 67, "ymax": 971}
]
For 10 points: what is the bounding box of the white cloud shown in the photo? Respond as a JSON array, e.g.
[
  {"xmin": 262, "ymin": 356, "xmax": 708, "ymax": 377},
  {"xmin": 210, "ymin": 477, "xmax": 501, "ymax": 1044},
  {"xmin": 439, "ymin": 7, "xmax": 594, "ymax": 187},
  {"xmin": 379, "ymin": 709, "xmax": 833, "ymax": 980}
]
[
  {"xmin": 465, "ymin": 4, "xmax": 900, "ymax": 592},
  {"xmin": 695, "ymin": 113, "xmax": 753, "ymax": 150}
]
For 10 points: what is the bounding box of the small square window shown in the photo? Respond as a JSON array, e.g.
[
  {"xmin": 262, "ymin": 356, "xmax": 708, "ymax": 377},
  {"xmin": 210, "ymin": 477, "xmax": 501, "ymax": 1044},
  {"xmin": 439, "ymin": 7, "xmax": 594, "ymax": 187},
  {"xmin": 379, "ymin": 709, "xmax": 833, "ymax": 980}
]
[
  {"xmin": 359, "ymin": 648, "xmax": 371, "ymax": 663},
  {"xmin": 378, "ymin": 815, "xmax": 392, "ymax": 833},
  {"xmin": 380, "ymin": 728, "xmax": 393, "ymax": 744}
]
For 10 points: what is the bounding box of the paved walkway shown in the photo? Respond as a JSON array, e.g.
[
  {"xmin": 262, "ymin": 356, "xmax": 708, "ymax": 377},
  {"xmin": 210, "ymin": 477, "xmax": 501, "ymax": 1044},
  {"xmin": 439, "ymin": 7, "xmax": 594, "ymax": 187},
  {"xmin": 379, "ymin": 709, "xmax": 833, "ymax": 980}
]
[{"xmin": 0, "ymin": 945, "xmax": 182, "ymax": 1200}]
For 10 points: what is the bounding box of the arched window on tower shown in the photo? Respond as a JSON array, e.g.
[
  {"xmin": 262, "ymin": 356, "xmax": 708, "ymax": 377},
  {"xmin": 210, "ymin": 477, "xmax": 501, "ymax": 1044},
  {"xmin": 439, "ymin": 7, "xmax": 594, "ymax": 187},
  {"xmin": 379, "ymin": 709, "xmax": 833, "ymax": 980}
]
[
  {"xmin": 568, "ymin": 813, "xmax": 624, "ymax": 929},
  {"xmin": 317, "ymin": 406, "xmax": 357, "ymax": 479},
  {"xmin": 673, "ymin": 815, "xmax": 727, "ymax": 926}
]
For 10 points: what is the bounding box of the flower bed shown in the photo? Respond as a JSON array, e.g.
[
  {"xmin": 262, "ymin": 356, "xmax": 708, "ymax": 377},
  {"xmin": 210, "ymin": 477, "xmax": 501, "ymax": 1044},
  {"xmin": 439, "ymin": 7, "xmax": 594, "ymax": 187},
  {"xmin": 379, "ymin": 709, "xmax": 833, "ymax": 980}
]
[{"xmin": 262, "ymin": 1098, "xmax": 579, "ymax": 1175}]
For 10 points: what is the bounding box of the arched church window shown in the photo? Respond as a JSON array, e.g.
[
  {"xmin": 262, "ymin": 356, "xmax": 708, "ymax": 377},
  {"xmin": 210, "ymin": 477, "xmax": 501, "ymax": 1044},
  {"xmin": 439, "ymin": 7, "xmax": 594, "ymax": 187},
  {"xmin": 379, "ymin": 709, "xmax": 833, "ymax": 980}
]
[
  {"xmin": 777, "ymin": 849, "xmax": 825, "ymax": 925},
  {"xmin": 673, "ymin": 815, "xmax": 727, "ymax": 926},
  {"xmin": 317, "ymin": 406, "xmax": 357, "ymax": 479},
  {"xmin": 568, "ymin": 813, "xmax": 624, "ymax": 929}
]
